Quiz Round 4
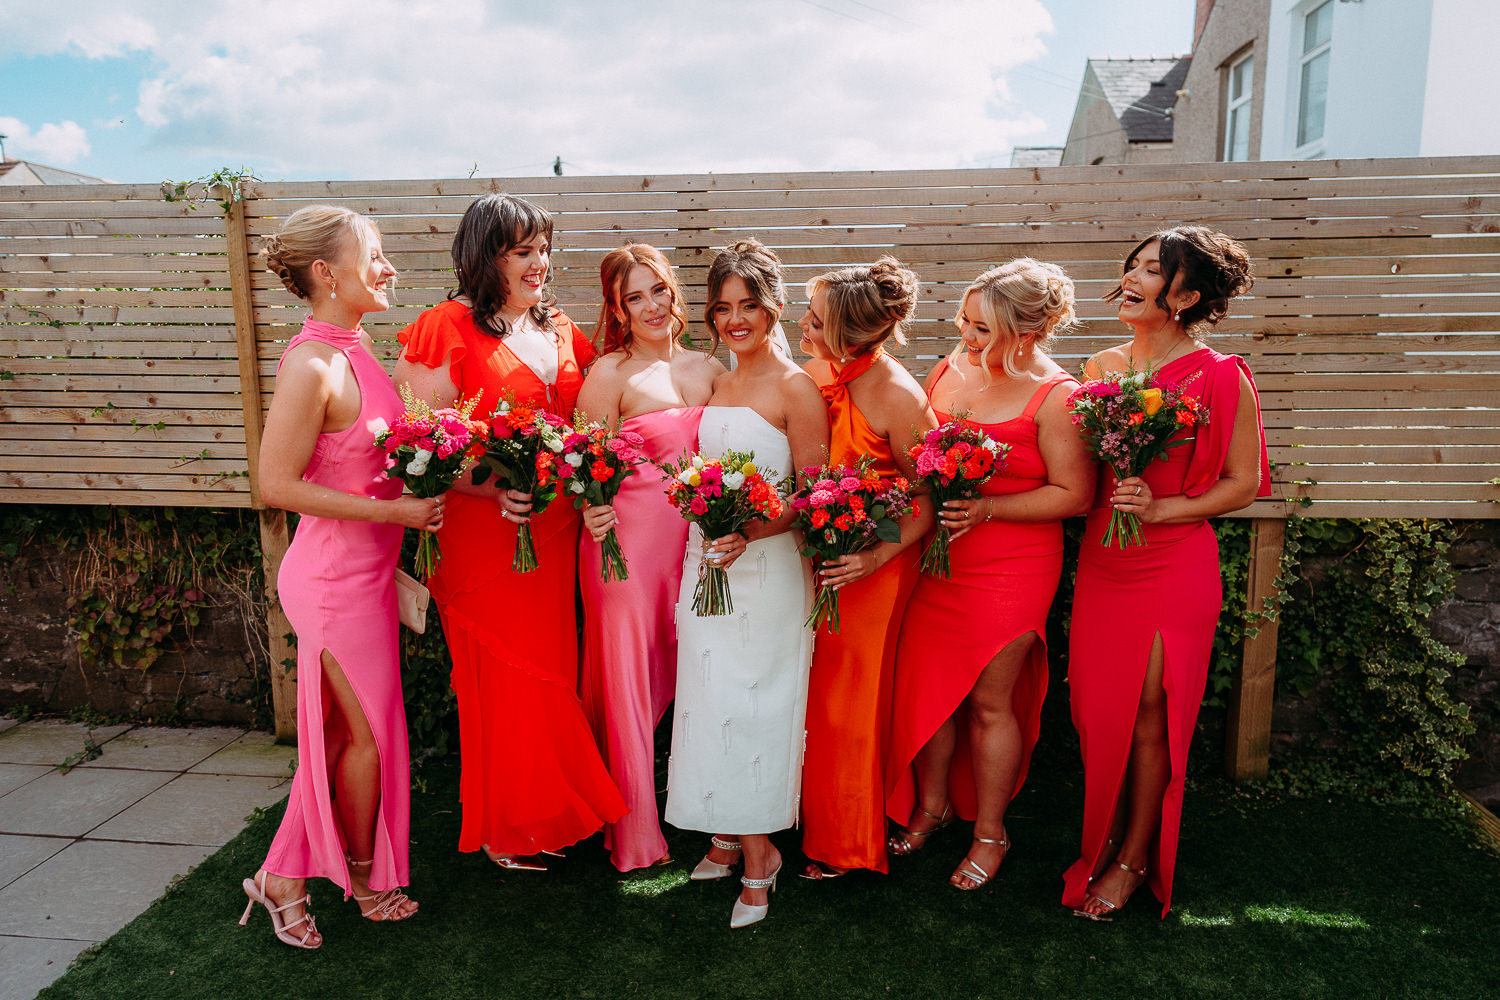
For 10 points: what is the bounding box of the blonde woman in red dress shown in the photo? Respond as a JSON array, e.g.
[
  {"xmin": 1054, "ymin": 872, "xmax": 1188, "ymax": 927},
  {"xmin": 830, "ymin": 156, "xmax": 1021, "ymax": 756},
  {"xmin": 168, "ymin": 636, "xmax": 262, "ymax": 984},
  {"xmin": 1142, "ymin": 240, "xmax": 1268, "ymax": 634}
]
[
  {"xmin": 885, "ymin": 259, "xmax": 1093, "ymax": 889},
  {"xmin": 395, "ymin": 194, "xmax": 624, "ymax": 870},
  {"xmin": 1065, "ymin": 227, "xmax": 1269, "ymax": 920}
]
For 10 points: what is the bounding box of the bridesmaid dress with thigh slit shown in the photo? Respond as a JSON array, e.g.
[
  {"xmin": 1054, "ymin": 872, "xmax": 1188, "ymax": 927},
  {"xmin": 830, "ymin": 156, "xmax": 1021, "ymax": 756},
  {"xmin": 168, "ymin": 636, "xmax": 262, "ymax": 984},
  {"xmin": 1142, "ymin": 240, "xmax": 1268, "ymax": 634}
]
[
  {"xmin": 263, "ymin": 317, "xmax": 412, "ymax": 896},
  {"xmin": 1062, "ymin": 348, "xmax": 1270, "ymax": 916},
  {"xmin": 886, "ymin": 368, "xmax": 1076, "ymax": 825}
]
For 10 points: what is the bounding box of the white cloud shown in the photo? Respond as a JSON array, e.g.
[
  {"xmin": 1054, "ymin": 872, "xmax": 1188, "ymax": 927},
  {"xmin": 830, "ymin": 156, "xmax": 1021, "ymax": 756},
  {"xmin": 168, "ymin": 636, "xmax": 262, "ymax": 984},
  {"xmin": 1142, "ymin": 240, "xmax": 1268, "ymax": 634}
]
[
  {"xmin": 3, "ymin": 0, "xmax": 1059, "ymax": 178},
  {"xmin": 0, "ymin": 116, "xmax": 91, "ymax": 164}
]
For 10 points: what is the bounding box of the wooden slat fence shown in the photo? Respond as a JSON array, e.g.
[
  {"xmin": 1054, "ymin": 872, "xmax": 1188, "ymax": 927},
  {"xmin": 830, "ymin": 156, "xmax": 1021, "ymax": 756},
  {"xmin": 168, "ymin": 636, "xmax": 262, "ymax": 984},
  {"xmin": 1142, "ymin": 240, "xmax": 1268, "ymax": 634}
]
[{"xmin": 4, "ymin": 157, "xmax": 1498, "ymax": 774}]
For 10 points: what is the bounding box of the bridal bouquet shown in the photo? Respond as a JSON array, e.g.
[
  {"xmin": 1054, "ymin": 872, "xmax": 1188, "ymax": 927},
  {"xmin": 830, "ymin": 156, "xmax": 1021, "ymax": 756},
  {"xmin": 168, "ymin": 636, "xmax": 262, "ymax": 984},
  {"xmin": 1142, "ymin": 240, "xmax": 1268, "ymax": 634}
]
[
  {"xmin": 374, "ymin": 387, "xmax": 488, "ymax": 579},
  {"xmin": 562, "ymin": 419, "xmax": 648, "ymax": 582},
  {"xmin": 660, "ymin": 449, "xmax": 785, "ymax": 616},
  {"xmin": 789, "ymin": 456, "xmax": 914, "ymax": 633},
  {"xmin": 1066, "ymin": 368, "xmax": 1206, "ymax": 548},
  {"xmin": 908, "ymin": 417, "xmax": 1010, "ymax": 578},
  {"xmin": 470, "ymin": 395, "xmax": 570, "ymax": 572}
]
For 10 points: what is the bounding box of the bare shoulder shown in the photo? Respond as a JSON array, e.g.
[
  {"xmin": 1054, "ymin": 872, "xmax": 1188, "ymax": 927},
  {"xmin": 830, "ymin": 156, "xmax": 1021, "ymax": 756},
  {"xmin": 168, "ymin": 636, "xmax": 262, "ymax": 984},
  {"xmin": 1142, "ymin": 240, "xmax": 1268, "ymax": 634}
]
[
  {"xmin": 684, "ymin": 349, "xmax": 727, "ymax": 377},
  {"xmin": 875, "ymin": 355, "xmax": 927, "ymax": 412},
  {"xmin": 1085, "ymin": 343, "xmax": 1131, "ymax": 378}
]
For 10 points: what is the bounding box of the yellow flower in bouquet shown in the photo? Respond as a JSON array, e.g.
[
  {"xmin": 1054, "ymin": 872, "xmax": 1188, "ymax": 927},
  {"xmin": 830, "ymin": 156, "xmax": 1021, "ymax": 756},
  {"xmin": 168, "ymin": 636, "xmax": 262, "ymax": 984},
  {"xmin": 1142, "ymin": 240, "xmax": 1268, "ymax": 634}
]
[{"xmin": 1141, "ymin": 387, "xmax": 1164, "ymax": 416}]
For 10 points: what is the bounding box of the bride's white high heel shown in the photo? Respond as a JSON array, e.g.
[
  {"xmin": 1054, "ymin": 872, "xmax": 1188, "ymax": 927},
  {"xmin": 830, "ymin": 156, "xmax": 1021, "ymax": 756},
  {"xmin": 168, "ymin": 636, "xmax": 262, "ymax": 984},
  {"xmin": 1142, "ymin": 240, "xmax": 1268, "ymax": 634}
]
[
  {"xmin": 691, "ymin": 836, "xmax": 742, "ymax": 881},
  {"xmin": 730, "ymin": 860, "xmax": 781, "ymax": 929}
]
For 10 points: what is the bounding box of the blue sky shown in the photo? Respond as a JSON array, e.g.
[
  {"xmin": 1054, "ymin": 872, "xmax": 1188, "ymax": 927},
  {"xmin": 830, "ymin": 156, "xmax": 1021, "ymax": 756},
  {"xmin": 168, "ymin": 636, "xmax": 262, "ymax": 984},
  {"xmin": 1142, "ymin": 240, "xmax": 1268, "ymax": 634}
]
[{"xmin": 0, "ymin": 1, "xmax": 1192, "ymax": 183}]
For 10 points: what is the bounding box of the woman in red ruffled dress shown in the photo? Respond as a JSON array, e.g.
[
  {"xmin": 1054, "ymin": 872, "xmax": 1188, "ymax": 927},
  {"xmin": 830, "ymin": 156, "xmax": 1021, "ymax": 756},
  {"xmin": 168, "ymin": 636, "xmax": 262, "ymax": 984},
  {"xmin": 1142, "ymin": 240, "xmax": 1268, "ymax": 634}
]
[
  {"xmin": 1065, "ymin": 227, "xmax": 1269, "ymax": 920},
  {"xmin": 394, "ymin": 194, "xmax": 625, "ymax": 870},
  {"xmin": 885, "ymin": 259, "xmax": 1093, "ymax": 890}
]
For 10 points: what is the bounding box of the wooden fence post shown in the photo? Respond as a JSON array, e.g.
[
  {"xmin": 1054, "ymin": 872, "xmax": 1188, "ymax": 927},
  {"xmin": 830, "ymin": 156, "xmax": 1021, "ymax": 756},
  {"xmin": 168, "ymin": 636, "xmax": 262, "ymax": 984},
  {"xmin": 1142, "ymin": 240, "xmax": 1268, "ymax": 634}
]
[
  {"xmin": 1225, "ymin": 517, "xmax": 1287, "ymax": 781},
  {"xmin": 223, "ymin": 182, "xmax": 298, "ymax": 743}
]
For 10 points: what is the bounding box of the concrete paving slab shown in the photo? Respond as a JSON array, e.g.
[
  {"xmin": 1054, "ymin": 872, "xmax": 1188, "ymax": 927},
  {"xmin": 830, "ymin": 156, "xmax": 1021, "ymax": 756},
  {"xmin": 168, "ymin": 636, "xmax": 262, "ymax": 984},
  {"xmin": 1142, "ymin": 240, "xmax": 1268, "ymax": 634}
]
[
  {"xmin": 77, "ymin": 725, "xmax": 245, "ymax": 772},
  {"xmin": 91, "ymin": 773, "xmax": 291, "ymax": 846},
  {"xmin": 0, "ymin": 717, "xmax": 18, "ymax": 736},
  {"xmin": 0, "ymin": 936, "xmax": 95, "ymax": 1000},
  {"xmin": 189, "ymin": 730, "xmax": 298, "ymax": 778},
  {"xmin": 0, "ymin": 721, "xmax": 132, "ymax": 766},
  {"xmin": 0, "ymin": 834, "xmax": 70, "ymax": 889},
  {"xmin": 0, "ymin": 763, "xmax": 50, "ymax": 798},
  {"xmin": 0, "ymin": 767, "xmax": 173, "ymax": 838},
  {"xmin": 0, "ymin": 839, "xmax": 213, "ymax": 940}
]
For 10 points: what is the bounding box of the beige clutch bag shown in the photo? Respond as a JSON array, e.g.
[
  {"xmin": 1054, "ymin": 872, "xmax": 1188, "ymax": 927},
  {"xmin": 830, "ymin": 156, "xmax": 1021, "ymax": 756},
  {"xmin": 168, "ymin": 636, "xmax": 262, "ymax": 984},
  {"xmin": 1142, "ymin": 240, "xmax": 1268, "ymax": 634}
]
[{"xmin": 395, "ymin": 568, "xmax": 430, "ymax": 634}]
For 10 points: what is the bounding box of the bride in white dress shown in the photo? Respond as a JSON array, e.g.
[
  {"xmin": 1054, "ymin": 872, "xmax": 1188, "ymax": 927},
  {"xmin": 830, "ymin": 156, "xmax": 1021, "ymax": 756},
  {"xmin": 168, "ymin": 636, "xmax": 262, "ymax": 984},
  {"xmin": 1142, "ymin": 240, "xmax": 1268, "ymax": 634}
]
[{"xmin": 664, "ymin": 240, "xmax": 829, "ymax": 928}]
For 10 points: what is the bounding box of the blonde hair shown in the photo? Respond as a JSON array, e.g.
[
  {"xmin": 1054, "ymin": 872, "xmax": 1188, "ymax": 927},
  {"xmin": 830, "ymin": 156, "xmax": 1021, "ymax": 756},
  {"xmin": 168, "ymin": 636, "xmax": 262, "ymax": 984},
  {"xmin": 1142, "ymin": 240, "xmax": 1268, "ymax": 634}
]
[
  {"xmin": 805, "ymin": 256, "xmax": 919, "ymax": 360},
  {"xmin": 949, "ymin": 259, "xmax": 1076, "ymax": 385},
  {"xmin": 259, "ymin": 205, "xmax": 375, "ymax": 300}
]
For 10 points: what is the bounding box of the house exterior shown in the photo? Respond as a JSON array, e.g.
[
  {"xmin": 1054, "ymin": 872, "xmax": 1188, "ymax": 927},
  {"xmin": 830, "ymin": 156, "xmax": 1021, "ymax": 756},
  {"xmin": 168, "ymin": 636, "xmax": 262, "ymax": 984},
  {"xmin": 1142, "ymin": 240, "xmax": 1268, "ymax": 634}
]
[
  {"xmin": 1059, "ymin": 57, "xmax": 1191, "ymax": 166},
  {"xmin": 0, "ymin": 159, "xmax": 110, "ymax": 185},
  {"xmin": 1054, "ymin": 0, "xmax": 1500, "ymax": 167},
  {"xmin": 1174, "ymin": 0, "xmax": 1500, "ymax": 162}
]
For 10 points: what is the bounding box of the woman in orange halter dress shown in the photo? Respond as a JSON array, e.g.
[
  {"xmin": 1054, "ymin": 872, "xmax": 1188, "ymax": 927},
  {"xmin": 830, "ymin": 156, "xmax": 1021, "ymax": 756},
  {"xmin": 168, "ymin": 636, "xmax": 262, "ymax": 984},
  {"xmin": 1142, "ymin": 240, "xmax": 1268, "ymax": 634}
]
[
  {"xmin": 1065, "ymin": 227, "xmax": 1269, "ymax": 920},
  {"xmin": 795, "ymin": 257, "xmax": 937, "ymax": 878},
  {"xmin": 885, "ymin": 260, "xmax": 1094, "ymax": 890},
  {"xmin": 395, "ymin": 194, "xmax": 625, "ymax": 869}
]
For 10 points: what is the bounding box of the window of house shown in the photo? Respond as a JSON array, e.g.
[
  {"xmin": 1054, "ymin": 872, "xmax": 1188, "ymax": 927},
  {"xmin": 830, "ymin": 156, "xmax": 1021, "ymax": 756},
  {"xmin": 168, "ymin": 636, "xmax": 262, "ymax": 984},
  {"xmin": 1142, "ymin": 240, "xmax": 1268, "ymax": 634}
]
[
  {"xmin": 1223, "ymin": 51, "xmax": 1254, "ymax": 161},
  {"xmin": 1296, "ymin": 0, "xmax": 1332, "ymax": 149}
]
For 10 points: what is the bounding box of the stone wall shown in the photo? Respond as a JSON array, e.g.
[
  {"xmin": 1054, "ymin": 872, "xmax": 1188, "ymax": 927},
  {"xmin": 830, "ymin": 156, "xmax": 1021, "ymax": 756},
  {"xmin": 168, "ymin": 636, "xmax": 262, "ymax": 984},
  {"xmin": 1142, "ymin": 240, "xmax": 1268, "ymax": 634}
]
[{"xmin": 0, "ymin": 538, "xmax": 269, "ymax": 726}]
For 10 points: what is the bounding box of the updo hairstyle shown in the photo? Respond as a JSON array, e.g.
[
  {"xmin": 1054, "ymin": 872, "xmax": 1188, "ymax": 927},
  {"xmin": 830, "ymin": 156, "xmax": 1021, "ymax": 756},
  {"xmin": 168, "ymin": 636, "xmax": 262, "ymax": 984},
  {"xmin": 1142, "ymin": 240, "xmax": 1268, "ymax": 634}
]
[
  {"xmin": 952, "ymin": 258, "xmax": 1076, "ymax": 383},
  {"xmin": 259, "ymin": 205, "xmax": 374, "ymax": 300},
  {"xmin": 449, "ymin": 193, "xmax": 558, "ymax": 339},
  {"xmin": 806, "ymin": 256, "xmax": 919, "ymax": 360},
  {"xmin": 703, "ymin": 239, "xmax": 786, "ymax": 352},
  {"xmin": 597, "ymin": 243, "xmax": 687, "ymax": 357},
  {"xmin": 1107, "ymin": 226, "xmax": 1253, "ymax": 329}
]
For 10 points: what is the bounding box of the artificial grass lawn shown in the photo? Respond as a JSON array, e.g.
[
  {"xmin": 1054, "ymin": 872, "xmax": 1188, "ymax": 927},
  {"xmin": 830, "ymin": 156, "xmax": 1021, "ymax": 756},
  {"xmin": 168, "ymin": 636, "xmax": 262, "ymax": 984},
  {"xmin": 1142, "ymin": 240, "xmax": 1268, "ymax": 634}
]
[{"xmin": 39, "ymin": 740, "xmax": 1500, "ymax": 1000}]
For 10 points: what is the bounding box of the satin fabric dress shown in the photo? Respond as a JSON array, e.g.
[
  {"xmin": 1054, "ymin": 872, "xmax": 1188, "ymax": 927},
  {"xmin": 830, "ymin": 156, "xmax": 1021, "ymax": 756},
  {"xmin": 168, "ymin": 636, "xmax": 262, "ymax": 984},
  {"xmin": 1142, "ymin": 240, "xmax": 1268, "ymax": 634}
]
[
  {"xmin": 664, "ymin": 407, "xmax": 815, "ymax": 834},
  {"xmin": 1062, "ymin": 348, "xmax": 1270, "ymax": 916},
  {"xmin": 885, "ymin": 367, "xmax": 1076, "ymax": 825},
  {"xmin": 579, "ymin": 406, "xmax": 704, "ymax": 871},
  {"xmin": 399, "ymin": 300, "xmax": 625, "ymax": 854},
  {"xmin": 264, "ymin": 318, "xmax": 411, "ymax": 895},
  {"xmin": 800, "ymin": 352, "xmax": 922, "ymax": 873}
]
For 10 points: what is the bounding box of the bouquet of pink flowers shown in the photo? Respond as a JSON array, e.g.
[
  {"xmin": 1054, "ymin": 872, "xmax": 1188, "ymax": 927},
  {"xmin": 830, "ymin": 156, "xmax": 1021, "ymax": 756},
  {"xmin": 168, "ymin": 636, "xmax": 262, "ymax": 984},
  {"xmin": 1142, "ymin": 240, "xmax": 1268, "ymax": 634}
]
[
  {"xmin": 789, "ymin": 456, "xmax": 914, "ymax": 633},
  {"xmin": 470, "ymin": 395, "xmax": 570, "ymax": 572},
  {"xmin": 1066, "ymin": 368, "xmax": 1206, "ymax": 547},
  {"xmin": 562, "ymin": 419, "xmax": 648, "ymax": 582},
  {"xmin": 660, "ymin": 449, "xmax": 786, "ymax": 616},
  {"xmin": 907, "ymin": 417, "xmax": 1010, "ymax": 578},
  {"xmin": 374, "ymin": 387, "xmax": 488, "ymax": 579}
]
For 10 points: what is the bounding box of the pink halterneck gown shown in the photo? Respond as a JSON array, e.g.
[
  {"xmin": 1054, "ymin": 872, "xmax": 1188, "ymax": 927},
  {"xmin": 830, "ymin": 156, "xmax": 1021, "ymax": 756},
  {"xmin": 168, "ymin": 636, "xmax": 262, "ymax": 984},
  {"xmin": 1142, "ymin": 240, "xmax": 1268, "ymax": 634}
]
[
  {"xmin": 263, "ymin": 317, "xmax": 411, "ymax": 896},
  {"xmin": 579, "ymin": 406, "xmax": 703, "ymax": 871}
]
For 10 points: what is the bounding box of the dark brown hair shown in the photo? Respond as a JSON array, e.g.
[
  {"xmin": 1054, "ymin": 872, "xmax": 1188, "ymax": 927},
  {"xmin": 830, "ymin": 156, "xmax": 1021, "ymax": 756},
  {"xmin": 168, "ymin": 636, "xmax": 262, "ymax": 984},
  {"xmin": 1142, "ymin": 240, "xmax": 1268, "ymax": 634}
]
[
  {"xmin": 448, "ymin": 193, "xmax": 557, "ymax": 338},
  {"xmin": 1106, "ymin": 226, "xmax": 1253, "ymax": 329},
  {"xmin": 704, "ymin": 239, "xmax": 786, "ymax": 352}
]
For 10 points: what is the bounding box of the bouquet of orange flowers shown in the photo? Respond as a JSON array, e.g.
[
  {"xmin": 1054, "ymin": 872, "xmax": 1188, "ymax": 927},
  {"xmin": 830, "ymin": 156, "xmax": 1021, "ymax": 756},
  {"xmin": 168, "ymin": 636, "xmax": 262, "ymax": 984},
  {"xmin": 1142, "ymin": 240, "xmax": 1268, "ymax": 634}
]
[
  {"xmin": 562, "ymin": 419, "xmax": 648, "ymax": 582},
  {"xmin": 374, "ymin": 387, "xmax": 488, "ymax": 579},
  {"xmin": 789, "ymin": 456, "xmax": 914, "ymax": 633},
  {"xmin": 660, "ymin": 449, "xmax": 785, "ymax": 616},
  {"xmin": 908, "ymin": 417, "xmax": 1010, "ymax": 578},
  {"xmin": 1066, "ymin": 368, "xmax": 1206, "ymax": 547},
  {"xmin": 471, "ymin": 395, "xmax": 570, "ymax": 572}
]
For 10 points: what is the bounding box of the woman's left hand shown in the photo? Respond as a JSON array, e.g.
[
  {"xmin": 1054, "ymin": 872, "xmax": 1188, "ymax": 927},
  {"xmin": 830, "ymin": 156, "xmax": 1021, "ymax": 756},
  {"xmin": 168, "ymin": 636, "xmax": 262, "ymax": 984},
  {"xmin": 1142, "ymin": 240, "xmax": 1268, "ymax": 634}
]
[
  {"xmin": 703, "ymin": 532, "xmax": 749, "ymax": 570},
  {"xmin": 819, "ymin": 549, "xmax": 880, "ymax": 589},
  {"xmin": 938, "ymin": 497, "xmax": 989, "ymax": 540},
  {"xmin": 1111, "ymin": 476, "xmax": 1158, "ymax": 522}
]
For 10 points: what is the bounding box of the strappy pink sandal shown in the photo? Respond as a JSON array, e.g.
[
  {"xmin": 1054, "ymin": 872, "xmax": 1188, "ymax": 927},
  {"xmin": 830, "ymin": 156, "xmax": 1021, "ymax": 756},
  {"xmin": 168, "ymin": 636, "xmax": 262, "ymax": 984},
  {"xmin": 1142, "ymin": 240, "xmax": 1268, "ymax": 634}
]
[
  {"xmin": 346, "ymin": 856, "xmax": 418, "ymax": 921},
  {"xmin": 239, "ymin": 871, "xmax": 320, "ymax": 949}
]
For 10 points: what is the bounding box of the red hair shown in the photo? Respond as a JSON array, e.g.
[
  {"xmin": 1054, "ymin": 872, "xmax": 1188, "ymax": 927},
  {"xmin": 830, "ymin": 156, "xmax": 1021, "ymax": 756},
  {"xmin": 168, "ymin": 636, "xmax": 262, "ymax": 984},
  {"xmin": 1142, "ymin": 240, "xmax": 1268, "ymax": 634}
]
[{"xmin": 596, "ymin": 244, "xmax": 687, "ymax": 357}]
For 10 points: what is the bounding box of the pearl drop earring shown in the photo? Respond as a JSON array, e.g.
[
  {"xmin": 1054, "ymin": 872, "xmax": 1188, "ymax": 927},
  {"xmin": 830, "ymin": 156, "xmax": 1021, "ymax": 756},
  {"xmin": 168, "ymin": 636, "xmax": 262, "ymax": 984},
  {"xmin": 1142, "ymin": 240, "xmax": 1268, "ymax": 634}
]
[{"xmin": 330, "ymin": 282, "xmax": 338, "ymax": 300}]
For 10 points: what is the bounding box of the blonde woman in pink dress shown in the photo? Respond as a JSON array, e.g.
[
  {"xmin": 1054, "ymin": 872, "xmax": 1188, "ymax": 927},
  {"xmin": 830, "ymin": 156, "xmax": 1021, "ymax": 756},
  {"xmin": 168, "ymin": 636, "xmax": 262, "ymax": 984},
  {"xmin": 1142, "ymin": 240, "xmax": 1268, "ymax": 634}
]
[
  {"xmin": 577, "ymin": 244, "xmax": 723, "ymax": 871},
  {"xmin": 241, "ymin": 207, "xmax": 443, "ymax": 949}
]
